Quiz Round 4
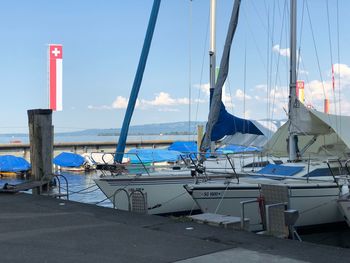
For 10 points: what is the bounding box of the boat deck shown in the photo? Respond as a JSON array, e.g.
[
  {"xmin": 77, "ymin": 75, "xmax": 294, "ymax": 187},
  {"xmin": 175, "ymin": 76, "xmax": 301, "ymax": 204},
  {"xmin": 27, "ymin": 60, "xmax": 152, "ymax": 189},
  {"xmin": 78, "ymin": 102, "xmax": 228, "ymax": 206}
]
[{"xmin": 0, "ymin": 192, "xmax": 349, "ymax": 262}]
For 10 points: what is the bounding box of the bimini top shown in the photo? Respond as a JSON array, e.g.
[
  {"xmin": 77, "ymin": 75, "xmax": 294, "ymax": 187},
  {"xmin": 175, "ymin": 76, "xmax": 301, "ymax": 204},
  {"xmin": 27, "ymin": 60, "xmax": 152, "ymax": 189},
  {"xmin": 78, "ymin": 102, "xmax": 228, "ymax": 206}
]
[
  {"xmin": 0, "ymin": 155, "xmax": 31, "ymax": 172},
  {"xmin": 53, "ymin": 152, "xmax": 85, "ymax": 168},
  {"xmin": 126, "ymin": 148, "xmax": 182, "ymax": 164}
]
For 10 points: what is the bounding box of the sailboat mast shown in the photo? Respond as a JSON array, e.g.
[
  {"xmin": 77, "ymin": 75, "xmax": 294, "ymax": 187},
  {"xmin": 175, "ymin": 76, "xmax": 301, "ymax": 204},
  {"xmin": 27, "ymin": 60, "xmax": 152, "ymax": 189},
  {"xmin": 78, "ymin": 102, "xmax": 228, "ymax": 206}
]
[
  {"xmin": 288, "ymin": 0, "xmax": 298, "ymax": 161},
  {"xmin": 209, "ymin": 0, "xmax": 216, "ymax": 96},
  {"xmin": 115, "ymin": 0, "xmax": 161, "ymax": 163},
  {"xmin": 209, "ymin": 0, "xmax": 216, "ymax": 153}
]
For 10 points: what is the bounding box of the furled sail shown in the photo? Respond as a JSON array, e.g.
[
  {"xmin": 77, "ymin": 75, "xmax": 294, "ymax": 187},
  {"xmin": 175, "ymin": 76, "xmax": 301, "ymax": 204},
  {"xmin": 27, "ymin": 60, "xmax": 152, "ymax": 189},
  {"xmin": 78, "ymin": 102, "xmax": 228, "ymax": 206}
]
[{"xmin": 200, "ymin": 0, "xmax": 241, "ymax": 152}]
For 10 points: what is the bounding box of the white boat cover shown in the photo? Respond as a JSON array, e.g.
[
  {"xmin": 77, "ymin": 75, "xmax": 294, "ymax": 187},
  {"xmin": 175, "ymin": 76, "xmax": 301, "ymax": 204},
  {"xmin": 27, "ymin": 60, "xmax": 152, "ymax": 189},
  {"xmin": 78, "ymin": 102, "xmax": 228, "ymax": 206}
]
[{"xmin": 264, "ymin": 104, "xmax": 350, "ymax": 158}]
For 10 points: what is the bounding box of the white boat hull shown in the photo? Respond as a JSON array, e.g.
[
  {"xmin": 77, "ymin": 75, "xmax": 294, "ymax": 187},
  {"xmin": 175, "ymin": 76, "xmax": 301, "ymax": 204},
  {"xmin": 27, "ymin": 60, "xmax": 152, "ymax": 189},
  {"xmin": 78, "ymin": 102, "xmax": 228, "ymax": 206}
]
[
  {"xmin": 186, "ymin": 180, "xmax": 343, "ymax": 228},
  {"xmin": 94, "ymin": 172, "xmax": 229, "ymax": 215},
  {"xmin": 338, "ymin": 193, "xmax": 350, "ymax": 227}
]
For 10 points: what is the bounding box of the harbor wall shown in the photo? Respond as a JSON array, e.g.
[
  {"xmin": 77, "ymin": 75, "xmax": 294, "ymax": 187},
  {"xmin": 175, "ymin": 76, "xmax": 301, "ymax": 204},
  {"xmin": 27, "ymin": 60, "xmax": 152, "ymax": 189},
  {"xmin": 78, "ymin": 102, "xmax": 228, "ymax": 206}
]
[{"xmin": 0, "ymin": 140, "xmax": 176, "ymax": 161}]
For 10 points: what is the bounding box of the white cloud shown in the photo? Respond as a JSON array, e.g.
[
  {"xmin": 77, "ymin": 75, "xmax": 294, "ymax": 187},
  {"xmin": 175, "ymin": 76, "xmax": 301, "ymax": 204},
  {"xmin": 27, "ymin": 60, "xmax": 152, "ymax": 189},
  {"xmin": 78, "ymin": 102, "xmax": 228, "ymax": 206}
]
[
  {"xmin": 88, "ymin": 92, "xmax": 204, "ymax": 111},
  {"xmin": 298, "ymin": 69, "xmax": 309, "ymax": 75},
  {"xmin": 143, "ymin": 92, "xmax": 189, "ymax": 106},
  {"xmin": 112, "ymin": 96, "xmax": 128, "ymax": 109},
  {"xmin": 234, "ymin": 89, "xmax": 252, "ymax": 100},
  {"xmin": 272, "ymin": 44, "xmax": 290, "ymax": 57},
  {"xmin": 194, "ymin": 83, "xmax": 210, "ymax": 96},
  {"xmin": 333, "ymin": 63, "xmax": 350, "ymax": 85}
]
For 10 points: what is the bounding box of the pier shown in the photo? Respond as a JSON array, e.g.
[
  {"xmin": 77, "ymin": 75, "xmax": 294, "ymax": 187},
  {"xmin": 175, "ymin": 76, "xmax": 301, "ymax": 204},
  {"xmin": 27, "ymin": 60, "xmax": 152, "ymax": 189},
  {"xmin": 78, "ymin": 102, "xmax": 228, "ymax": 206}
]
[{"xmin": 0, "ymin": 192, "xmax": 349, "ymax": 262}]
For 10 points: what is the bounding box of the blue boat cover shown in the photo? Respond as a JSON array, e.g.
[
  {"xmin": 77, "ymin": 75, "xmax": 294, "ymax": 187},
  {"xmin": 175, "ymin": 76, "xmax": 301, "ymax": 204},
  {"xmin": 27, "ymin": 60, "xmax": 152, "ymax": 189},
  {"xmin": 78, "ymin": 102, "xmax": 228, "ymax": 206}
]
[
  {"xmin": 0, "ymin": 155, "xmax": 31, "ymax": 172},
  {"xmin": 53, "ymin": 152, "xmax": 85, "ymax": 167},
  {"xmin": 168, "ymin": 141, "xmax": 197, "ymax": 153},
  {"xmin": 216, "ymin": 144, "xmax": 261, "ymax": 154},
  {"xmin": 126, "ymin": 148, "xmax": 182, "ymax": 164},
  {"xmin": 210, "ymin": 91, "xmax": 264, "ymax": 141},
  {"xmin": 256, "ymin": 164, "xmax": 304, "ymax": 176}
]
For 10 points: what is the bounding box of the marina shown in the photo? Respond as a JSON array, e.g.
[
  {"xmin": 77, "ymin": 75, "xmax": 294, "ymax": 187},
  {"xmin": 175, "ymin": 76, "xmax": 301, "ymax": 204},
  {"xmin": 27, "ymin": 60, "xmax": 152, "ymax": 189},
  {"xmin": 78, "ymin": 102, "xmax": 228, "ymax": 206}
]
[{"xmin": 1, "ymin": 0, "xmax": 350, "ymax": 261}]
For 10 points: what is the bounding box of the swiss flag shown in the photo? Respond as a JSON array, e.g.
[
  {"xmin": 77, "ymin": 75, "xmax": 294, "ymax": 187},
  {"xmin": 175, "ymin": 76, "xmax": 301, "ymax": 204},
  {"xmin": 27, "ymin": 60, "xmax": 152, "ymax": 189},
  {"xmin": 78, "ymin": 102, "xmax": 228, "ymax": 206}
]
[{"xmin": 49, "ymin": 44, "xmax": 63, "ymax": 111}]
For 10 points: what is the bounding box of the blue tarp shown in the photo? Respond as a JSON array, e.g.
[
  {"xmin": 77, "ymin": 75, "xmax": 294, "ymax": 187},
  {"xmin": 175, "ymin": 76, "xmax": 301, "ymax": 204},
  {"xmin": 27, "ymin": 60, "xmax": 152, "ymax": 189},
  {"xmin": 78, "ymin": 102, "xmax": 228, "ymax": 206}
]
[
  {"xmin": 53, "ymin": 152, "xmax": 85, "ymax": 167},
  {"xmin": 0, "ymin": 155, "xmax": 31, "ymax": 172},
  {"xmin": 168, "ymin": 141, "xmax": 198, "ymax": 159},
  {"xmin": 256, "ymin": 164, "xmax": 304, "ymax": 177},
  {"xmin": 168, "ymin": 141, "xmax": 197, "ymax": 153},
  {"xmin": 216, "ymin": 144, "xmax": 261, "ymax": 154},
  {"xmin": 126, "ymin": 148, "xmax": 182, "ymax": 164}
]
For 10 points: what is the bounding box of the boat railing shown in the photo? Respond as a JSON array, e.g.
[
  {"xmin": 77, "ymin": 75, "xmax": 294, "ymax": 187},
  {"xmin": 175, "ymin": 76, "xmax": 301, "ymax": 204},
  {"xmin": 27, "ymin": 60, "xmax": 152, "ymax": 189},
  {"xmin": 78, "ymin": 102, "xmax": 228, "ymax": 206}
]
[
  {"xmin": 52, "ymin": 174, "xmax": 70, "ymax": 200},
  {"xmin": 112, "ymin": 188, "xmax": 148, "ymax": 214}
]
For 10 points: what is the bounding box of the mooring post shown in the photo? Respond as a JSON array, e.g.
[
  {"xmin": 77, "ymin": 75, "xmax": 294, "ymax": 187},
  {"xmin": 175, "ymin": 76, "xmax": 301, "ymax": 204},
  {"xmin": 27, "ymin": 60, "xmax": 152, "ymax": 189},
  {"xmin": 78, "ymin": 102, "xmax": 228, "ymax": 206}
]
[{"xmin": 28, "ymin": 109, "xmax": 53, "ymax": 195}]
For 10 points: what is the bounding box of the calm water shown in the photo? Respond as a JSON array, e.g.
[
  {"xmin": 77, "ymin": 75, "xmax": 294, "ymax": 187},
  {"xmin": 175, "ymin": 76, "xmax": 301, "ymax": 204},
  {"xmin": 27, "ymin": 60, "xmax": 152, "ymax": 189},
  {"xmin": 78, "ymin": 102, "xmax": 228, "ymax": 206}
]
[{"xmin": 0, "ymin": 170, "xmax": 113, "ymax": 208}]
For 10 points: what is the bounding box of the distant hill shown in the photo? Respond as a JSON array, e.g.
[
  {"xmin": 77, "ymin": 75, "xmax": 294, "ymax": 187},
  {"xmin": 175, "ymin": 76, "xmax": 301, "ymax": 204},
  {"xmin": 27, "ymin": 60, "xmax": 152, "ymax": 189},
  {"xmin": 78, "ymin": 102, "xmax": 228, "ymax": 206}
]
[
  {"xmin": 55, "ymin": 121, "xmax": 206, "ymax": 137},
  {"xmin": 0, "ymin": 119, "xmax": 286, "ymax": 137}
]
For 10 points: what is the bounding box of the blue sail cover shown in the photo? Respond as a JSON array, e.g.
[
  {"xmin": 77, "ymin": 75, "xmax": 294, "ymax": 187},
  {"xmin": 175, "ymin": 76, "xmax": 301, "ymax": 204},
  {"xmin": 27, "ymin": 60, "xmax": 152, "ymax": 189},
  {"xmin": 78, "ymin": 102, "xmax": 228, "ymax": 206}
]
[
  {"xmin": 0, "ymin": 155, "xmax": 31, "ymax": 172},
  {"xmin": 53, "ymin": 152, "xmax": 85, "ymax": 168},
  {"xmin": 126, "ymin": 148, "xmax": 182, "ymax": 164},
  {"xmin": 210, "ymin": 94, "xmax": 264, "ymax": 141}
]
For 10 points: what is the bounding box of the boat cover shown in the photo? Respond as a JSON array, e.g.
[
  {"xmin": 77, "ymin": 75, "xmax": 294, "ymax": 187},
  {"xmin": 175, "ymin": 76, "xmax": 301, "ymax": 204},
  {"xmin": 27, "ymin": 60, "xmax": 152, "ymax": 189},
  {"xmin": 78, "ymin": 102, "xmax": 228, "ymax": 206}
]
[
  {"xmin": 0, "ymin": 155, "xmax": 31, "ymax": 172},
  {"xmin": 168, "ymin": 141, "xmax": 197, "ymax": 153},
  {"xmin": 126, "ymin": 148, "xmax": 182, "ymax": 164},
  {"xmin": 53, "ymin": 152, "xmax": 85, "ymax": 167},
  {"xmin": 264, "ymin": 105, "xmax": 350, "ymax": 158},
  {"xmin": 256, "ymin": 164, "xmax": 304, "ymax": 176},
  {"xmin": 216, "ymin": 144, "xmax": 261, "ymax": 154}
]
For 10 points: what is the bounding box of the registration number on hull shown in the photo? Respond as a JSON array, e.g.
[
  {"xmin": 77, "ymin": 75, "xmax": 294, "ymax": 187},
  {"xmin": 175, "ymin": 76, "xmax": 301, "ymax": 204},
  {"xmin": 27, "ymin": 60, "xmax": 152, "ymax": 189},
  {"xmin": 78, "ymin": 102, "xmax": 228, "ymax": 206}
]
[{"xmin": 202, "ymin": 191, "xmax": 221, "ymax": 197}]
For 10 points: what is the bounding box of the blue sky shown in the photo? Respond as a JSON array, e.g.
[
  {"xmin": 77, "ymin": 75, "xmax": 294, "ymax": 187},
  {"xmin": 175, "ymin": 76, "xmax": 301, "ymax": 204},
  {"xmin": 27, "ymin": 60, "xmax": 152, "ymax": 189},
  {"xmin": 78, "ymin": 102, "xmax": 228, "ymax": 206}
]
[{"xmin": 0, "ymin": 0, "xmax": 349, "ymax": 133}]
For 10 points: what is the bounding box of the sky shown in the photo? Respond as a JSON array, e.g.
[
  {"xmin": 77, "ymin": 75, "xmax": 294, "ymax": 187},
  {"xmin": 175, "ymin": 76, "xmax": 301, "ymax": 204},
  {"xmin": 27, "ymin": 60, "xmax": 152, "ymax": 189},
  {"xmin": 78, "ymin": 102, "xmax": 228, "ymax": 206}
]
[{"xmin": 0, "ymin": 0, "xmax": 350, "ymax": 133}]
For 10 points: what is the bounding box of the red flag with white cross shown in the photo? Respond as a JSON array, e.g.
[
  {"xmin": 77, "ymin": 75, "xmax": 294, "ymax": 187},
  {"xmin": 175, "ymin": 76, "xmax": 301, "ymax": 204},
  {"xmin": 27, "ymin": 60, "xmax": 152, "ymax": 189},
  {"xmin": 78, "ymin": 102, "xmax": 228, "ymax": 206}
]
[{"xmin": 48, "ymin": 44, "xmax": 63, "ymax": 111}]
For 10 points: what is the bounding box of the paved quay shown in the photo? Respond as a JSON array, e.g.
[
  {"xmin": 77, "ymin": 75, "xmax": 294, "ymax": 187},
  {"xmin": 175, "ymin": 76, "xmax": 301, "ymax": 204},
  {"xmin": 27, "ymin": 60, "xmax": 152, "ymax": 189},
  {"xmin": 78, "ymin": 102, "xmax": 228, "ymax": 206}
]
[{"xmin": 0, "ymin": 193, "xmax": 349, "ymax": 263}]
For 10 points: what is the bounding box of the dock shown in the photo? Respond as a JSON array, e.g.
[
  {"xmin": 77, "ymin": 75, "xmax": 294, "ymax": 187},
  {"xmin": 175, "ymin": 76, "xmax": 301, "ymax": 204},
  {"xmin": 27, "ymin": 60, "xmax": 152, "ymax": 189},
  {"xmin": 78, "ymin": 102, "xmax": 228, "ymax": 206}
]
[{"xmin": 0, "ymin": 193, "xmax": 349, "ymax": 262}]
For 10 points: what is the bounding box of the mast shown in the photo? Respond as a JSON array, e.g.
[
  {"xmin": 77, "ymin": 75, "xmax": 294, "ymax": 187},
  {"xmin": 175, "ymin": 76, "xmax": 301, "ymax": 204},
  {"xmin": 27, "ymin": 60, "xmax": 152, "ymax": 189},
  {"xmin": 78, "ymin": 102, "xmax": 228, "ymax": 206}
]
[
  {"xmin": 209, "ymin": 0, "xmax": 216, "ymax": 153},
  {"xmin": 288, "ymin": 0, "xmax": 298, "ymax": 161},
  {"xmin": 115, "ymin": 0, "xmax": 161, "ymax": 163}
]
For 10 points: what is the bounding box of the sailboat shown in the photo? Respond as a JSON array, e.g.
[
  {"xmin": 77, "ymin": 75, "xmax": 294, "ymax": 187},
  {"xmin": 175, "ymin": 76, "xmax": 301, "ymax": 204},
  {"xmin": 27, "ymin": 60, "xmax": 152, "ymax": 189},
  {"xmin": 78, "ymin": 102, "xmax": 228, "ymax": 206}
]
[
  {"xmin": 94, "ymin": 0, "xmax": 272, "ymax": 215},
  {"xmin": 185, "ymin": 0, "xmax": 350, "ymax": 228}
]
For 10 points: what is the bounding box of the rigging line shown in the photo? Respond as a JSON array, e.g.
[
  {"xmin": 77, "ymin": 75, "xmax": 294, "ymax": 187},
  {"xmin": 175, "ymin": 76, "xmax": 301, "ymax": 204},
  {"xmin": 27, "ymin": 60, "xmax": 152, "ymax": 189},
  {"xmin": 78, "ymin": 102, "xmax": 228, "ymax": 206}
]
[
  {"xmin": 271, "ymin": 0, "xmax": 287, "ymax": 128},
  {"xmin": 250, "ymin": 0, "xmax": 268, "ymax": 33},
  {"xmin": 266, "ymin": 6, "xmax": 270, "ymax": 125},
  {"xmin": 243, "ymin": 42, "xmax": 247, "ymax": 120},
  {"xmin": 305, "ymin": 1, "xmax": 327, "ymax": 107},
  {"xmin": 194, "ymin": 4, "xmax": 210, "ymax": 133},
  {"xmin": 268, "ymin": 1, "xmax": 276, "ymax": 125},
  {"xmin": 326, "ymin": 0, "xmax": 338, "ymax": 129},
  {"xmin": 188, "ymin": 0, "xmax": 193, "ymax": 140},
  {"xmin": 336, "ymin": 0, "xmax": 342, "ymax": 135},
  {"xmin": 296, "ymin": 0, "xmax": 306, "ymax": 78},
  {"xmin": 242, "ymin": 8, "xmax": 267, "ymax": 70}
]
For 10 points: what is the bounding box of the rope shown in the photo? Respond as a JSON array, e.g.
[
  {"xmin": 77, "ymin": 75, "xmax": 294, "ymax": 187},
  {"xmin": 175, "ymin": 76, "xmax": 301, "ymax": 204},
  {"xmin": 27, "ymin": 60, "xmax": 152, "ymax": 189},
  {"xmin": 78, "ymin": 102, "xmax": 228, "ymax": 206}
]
[
  {"xmin": 214, "ymin": 179, "xmax": 234, "ymax": 214},
  {"xmin": 305, "ymin": 1, "xmax": 327, "ymax": 108},
  {"xmin": 299, "ymin": 197, "xmax": 338, "ymax": 215},
  {"xmin": 194, "ymin": 6, "xmax": 209, "ymax": 132}
]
